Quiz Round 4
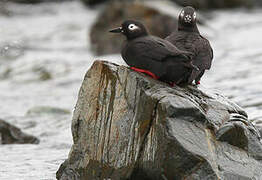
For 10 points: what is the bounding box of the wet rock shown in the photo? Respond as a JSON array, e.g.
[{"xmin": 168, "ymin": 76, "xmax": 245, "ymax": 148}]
[
  {"xmin": 216, "ymin": 113, "xmax": 262, "ymax": 159},
  {"xmin": 0, "ymin": 42, "xmax": 25, "ymax": 61},
  {"xmin": 57, "ymin": 60, "xmax": 262, "ymax": 179},
  {"xmin": 26, "ymin": 106, "xmax": 71, "ymax": 116},
  {"xmin": 253, "ymin": 120, "xmax": 262, "ymax": 139},
  {"xmin": 170, "ymin": 0, "xmax": 257, "ymax": 9},
  {"xmin": 0, "ymin": 119, "xmax": 39, "ymax": 144},
  {"xmin": 0, "ymin": 2, "xmax": 10, "ymax": 16},
  {"xmin": 258, "ymin": 127, "xmax": 262, "ymax": 138},
  {"xmin": 90, "ymin": 2, "xmax": 177, "ymax": 55}
]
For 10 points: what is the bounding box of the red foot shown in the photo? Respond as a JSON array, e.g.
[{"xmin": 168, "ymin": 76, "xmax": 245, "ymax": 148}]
[
  {"xmin": 196, "ymin": 81, "xmax": 200, "ymax": 85},
  {"xmin": 130, "ymin": 67, "xmax": 159, "ymax": 80},
  {"xmin": 169, "ymin": 82, "xmax": 176, "ymax": 87}
]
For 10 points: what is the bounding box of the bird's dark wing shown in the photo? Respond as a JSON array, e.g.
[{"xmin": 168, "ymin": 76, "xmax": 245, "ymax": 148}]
[
  {"xmin": 129, "ymin": 36, "xmax": 192, "ymax": 62},
  {"xmin": 165, "ymin": 32, "xmax": 198, "ymax": 59},
  {"xmin": 196, "ymin": 35, "xmax": 213, "ymax": 70}
]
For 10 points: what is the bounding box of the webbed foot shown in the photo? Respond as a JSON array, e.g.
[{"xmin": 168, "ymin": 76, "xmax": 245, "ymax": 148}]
[{"xmin": 130, "ymin": 67, "xmax": 159, "ymax": 80}]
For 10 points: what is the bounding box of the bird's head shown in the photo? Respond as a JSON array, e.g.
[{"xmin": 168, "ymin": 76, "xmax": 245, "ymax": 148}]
[
  {"xmin": 109, "ymin": 20, "xmax": 148, "ymax": 40},
  {"xmin": 179, "ymin": 6, "xmax": 197, "ymax": 26}
]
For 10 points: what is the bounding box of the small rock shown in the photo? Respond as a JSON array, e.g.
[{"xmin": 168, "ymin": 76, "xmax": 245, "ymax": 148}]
[
  {"xmin": 258, "ymin": 127, "xmax": 262, "ymax": 139},
  {"xmin": 90, "ymin": 2, "xmax": 177, "ymax": 55},
  {"xmin": 216, "ymin": 113, "xmax": 262, "ymax": 159},
  {"xmin": 253, "ymin": 119, "xmax": 262, "ymax": 139},
  {"xmin": 0, "ymin": 119, "xmax": 39, "ymax": 144},
  {"xmin": 0, "ymin": 42, "xmax": 25, "ymax": 61}
]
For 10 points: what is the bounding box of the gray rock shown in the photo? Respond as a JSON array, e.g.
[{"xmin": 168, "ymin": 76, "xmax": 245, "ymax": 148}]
[
  {"xmin": 0, "ymin": 42, "xmax": 25, "ymax": 61},
  {"xmin": 253, "ymin": 119, "xmax": 262, "ymax": 141},
  {"xmin": 0, "ymin": 119, "xmax": 39, "ymax": 144},
  {"xmin": 259, "ymin": 127, "xmax": 262, "ymax": 139},
  {"xmin": 57, "ymin": 60, "xmax": 262, "ymax": 180},
  {"xmin": 90, "ymin": 2, "xmax": 177, "ymax": 55}
]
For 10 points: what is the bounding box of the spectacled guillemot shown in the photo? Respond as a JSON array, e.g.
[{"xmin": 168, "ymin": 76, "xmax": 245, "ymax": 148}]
[{"xmin": 165, "ymin": 6, "xmax": 213, "ymax": 85}]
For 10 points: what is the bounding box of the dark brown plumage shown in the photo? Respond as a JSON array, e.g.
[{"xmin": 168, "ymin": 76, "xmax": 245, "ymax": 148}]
[
  {"xmin": 109, "ymin": 20, "xmax": 198, "ymax": 85},
  {"xmin": 165, "ymin": 6, "xmax": 213, "ymax": 84}
]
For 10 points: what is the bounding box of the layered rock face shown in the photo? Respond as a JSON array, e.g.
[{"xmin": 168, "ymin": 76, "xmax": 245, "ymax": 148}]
[{"xmin": 57, "ymin": 60, "xmax": 262, "ymax": 180}]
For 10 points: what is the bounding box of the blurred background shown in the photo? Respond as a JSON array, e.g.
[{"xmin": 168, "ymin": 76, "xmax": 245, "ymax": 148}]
[{"xmin": 0, "ymin": 0, "xmax": 262, "ymax": 179}]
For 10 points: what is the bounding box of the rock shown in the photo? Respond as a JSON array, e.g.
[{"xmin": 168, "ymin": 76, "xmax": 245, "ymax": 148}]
[
  {"xmin": 57, "ymin": 60, "xmax": 262, "ymax": 179},
  {"xmin": 253, "ymin": 119, "xmax": 262, "ymax": 139},
  {"xmin": 0, "ymin": 2, "xmax": 10, "ymax": 16},
  {"xmin": 0, "ymin": 42, "xmax": 25, "ymax": 61},
  {"xmin": 90, "ymin": 2, "xmax": 177, "ymax": 55},
  {"xmin": 170, "ymin": 0, "xmax": 257, "ymax": 9},
  {"xmin": 216, "ymin": 113, "xmax": 262, "ymax": 159},
  {"xmin": 259, "ymin": 127, "xmax": 262, "ymax": 138},
  {"xmin": 0, "ymin": 119, "xmax": 39, "ymax": 144}
]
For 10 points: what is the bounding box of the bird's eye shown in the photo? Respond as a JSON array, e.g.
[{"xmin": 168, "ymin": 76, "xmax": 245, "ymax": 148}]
[
  {"xmin": 128, "ymin": 24, "xmax": 138, "ymax": 31},
  {"xmin": 180, "ymin": 10, "xmax": 185, "ymax": 17},
  {"xmin": 193, "ymin": 12, "xmax": 197, "ymax": 19}
]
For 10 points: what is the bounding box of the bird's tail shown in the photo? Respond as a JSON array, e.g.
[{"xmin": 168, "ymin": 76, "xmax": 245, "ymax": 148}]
[
  {"xmin": 176, "ymin": 54, "xmax": 199, "ymax": 71},
  {"xmin": 180, "ymin": 50, "xmax": 194, "ymax": 60}
]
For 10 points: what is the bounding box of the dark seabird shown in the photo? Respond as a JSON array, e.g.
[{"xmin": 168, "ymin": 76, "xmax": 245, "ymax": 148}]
[
  {"xmin": 109, "ymin": 20, "xmax": 198, "ymax": 86},
  {"xmin": 165, "ymin": 6, "xmax": 213, "ymax": 85}
]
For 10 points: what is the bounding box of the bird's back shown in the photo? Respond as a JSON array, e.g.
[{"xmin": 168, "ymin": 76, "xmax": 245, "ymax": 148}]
[{"xmin": 166, "ymin": 31, "xmax": 213, "ymax": 70}]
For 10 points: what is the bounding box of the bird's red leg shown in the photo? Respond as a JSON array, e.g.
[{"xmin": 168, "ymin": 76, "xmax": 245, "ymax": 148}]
[
  {"xmin": 169, "ymin": 82, "xmax": 176, "ymax": 87},
  {"xmin": 196, "ymin": 81, "xmax": 200, "ymax": 85},
  {"xmin": 130, "ymin": 67, "xmax": 159, "ymax": 80}
]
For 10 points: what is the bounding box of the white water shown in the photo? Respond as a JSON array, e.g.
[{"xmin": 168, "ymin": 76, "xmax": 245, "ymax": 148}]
[{"xmin": 0, "ymin": 1, "xmax": 261, "ymax": 179}]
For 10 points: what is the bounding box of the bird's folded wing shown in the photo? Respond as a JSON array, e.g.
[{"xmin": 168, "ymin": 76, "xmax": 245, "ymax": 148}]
[
  {"xmin": 131, "ymin": 37, "xmax": 190, "ymax": 62},
  {"xmin": 197, "ymin": 35, "xmax": 213, "ymax": 70}
]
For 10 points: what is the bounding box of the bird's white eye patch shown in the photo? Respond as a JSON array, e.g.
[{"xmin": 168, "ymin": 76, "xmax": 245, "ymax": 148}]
[
  {"xmin": 180, "ymin": 10, "xmax": 185, "ymax": 17},
  {"xmin": 128, "ymin": 24, "xmax": 139, "ymax": 31},
  {"xmin": 193, "ymin": 12, "xmax": 197, "ymax": 19}
]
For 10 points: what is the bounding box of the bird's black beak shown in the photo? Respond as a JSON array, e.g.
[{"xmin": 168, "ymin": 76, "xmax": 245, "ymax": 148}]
[{"xmin": 109, "ymin": 27, "xmax": 123, "ymax": 33}]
